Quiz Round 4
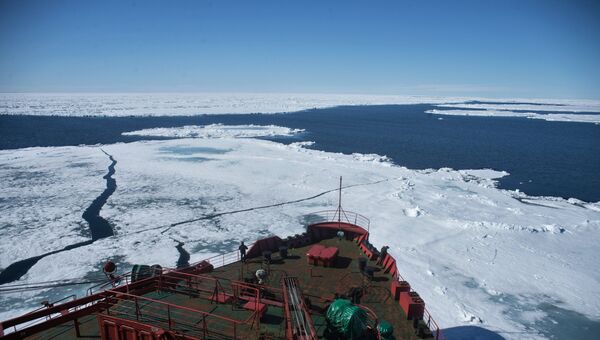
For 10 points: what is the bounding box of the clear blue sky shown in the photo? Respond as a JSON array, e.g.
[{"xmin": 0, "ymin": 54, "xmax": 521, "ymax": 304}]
[{"xmin": 1, "ymin": 0, "xmax": 599, "ymax": 99}]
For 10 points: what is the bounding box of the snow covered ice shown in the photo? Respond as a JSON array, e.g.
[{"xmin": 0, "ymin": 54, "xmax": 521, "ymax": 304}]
[
  {"xmin": 123, "ymin": 124, "xmax": 304, "ymax": 139},
  {"xmin": 2, "ymin": 92, "xmax": 600, "ymax": 117},
  {"xmin": 434, "ymin": 101, "xmax": 600, "ymax": 113},
  {"xmin": 1, "ymin": 125, "xmax": 599, "ymax": 339},
  {"xmin": 0, "ymin": 93, "xmax": 457, "ymax": 116},
  {"xmin": 427, "ymin": 100, "xmax": 600, "ymax": 124},
  {"xmin": 427, "ymin": 109, "xmax": 600, "ymax": 124}
]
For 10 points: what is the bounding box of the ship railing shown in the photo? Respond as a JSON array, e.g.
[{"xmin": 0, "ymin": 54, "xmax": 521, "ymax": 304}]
[
  {"xmin": 0, "ymin": 295, "xmax": 79, "ymax": 336},
  {"xmin": 102, "ymin": 290, "xmax": 248, "ymax": 339},
  {"xmin": 90, "ymin": 271, "xmax": 265, "ymax": 338},
  {"xmin": 159, "ymin": 270, "xmax": 286, "ymax": 310},
  {"xmin": 1, "ymin": 244, "xmax": 258, "ymax": 337},
  {"xmin": 304, "ymin": 210, "xmax": 371, "ymax": 232},
  {"xmin": 306, "ymin": 208, "xmax": 445, "ymax": 339},
  {"xmin": 156, "ymin": 271, "xmax": 257, "ymax": 306},
  {"xmin": 0, "ymin": 293, "xmax": 107, "ymax": 337},
  {"xmin": 86, "ymin": 272, "xmax": 140, "ymax": 296},
  {"xmin": 85, "ymin": 244, "xmax": 254, "ymax": 296},
  {"xmin": 86, "ymin": 279, "xmax": 117, "ymax": 296},
  {"xmin": 391, "ymin": 267, "xmax": 446, "ymax": 339},
  {"xmin": 199, "ymin": 244, "xmax": 253, "ymax": 269},
  {"xmin": 23, "ymin": 295, "xmax": 77, "ymax": 316},
  {"xmin": 424, "ymin": 307, "xmax": 445, "ymax": 340}
]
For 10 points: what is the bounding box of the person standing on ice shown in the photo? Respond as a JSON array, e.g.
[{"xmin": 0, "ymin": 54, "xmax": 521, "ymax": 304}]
[{"xmin": 239, "ymin": 241, "xmax": 248, "ymax": 262}]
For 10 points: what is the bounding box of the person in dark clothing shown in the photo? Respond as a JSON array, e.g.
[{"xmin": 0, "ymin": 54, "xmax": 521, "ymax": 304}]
[
  {"xmin": 377, "ymin": 245, "xmax": 390, "ymax": 265},
  {"xmin": 239, "ymin": 241, "xmax": 248, "ymax": 261}
]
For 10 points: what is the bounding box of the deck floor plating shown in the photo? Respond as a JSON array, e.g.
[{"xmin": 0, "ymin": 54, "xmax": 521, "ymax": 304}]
[{"xmin": 27, "ymin": 238, "xmax": 424, "ymax": 339}]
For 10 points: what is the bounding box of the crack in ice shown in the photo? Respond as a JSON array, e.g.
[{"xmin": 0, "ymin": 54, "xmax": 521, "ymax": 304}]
[{"xmin": 0, "ymin": 149, "xmax": 117, "ymax": 284}]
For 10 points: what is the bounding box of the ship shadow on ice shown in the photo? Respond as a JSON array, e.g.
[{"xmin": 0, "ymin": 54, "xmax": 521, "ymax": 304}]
[
  {"xmin": 175, "ymin": 242, "xmax": 191, "ymax": 268},
  {"xmin": 442, "ymin": 325, "xmax": 505, "ymax": 340},
  {"xmin": 459, "ymin": 276, "xmax": 600, "ymax": 339}
]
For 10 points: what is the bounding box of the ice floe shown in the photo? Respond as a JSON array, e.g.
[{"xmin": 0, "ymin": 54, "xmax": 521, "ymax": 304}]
[
  {"xmin": 427, "ymin": 109, "xmax": 600, "ymax": 124},
  {"xmin": 437, "ymin": 101, "xmax": 600, "ymax": 113},
  {"xmin": 0, "ymin": 92, "xmax": 460, "ymax": 116},
  {"xmin": 0, "ymin": 130, "xmax": 599, "ymax": 339},
  {"xmin": 3, "ymin": 92, "xmax": 600, "ymax": 117},
  {"xmin": 122, "ymin": 124, "xmax": 304, "ymax": 138}
]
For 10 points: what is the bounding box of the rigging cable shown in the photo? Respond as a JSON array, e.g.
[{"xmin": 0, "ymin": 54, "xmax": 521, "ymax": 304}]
[{"xmin": 0, "ymin": 279, "xmax": 107, "ymax": 294}]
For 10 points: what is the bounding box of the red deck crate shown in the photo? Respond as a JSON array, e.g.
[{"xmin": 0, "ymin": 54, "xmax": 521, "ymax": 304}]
[
  {"xmin": 319, "ymin": 247, "xmax": 339, "ymax": 267},
  {"xmin": 306, "ymin": 245, "xmax": 326, "ymax": 265},
  {"xmin": 399, "ymin": 291, "xmax": 425, "ymax": 320},
  {"xmin": 390, "ymin": 280, "xmax": 411, "ymax": 300}
]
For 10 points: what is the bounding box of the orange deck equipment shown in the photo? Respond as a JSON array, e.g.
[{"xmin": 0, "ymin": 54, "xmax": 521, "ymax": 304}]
[
  {"xmin": 306, "ymin": 244, "xmax": 326, "ymax": 265},
  {"xmin": 400, "ymin": 291, "xmax": 425, "ymax": 320},
  {"xmin": 391, "ymin": 280, "xmax": 411, "ymax": 301},
  {"xmin": 319, "ymin": 246, "xmax": 339, "ymax": 267}
]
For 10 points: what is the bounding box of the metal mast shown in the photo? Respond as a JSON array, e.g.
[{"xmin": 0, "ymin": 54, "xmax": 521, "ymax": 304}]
[
  {"xmin": 335, "ymin": 176, "xmax": 344, "ymax": 230},
  {"xmin": 337, "ymin": 176, "xmax": 342, "ymax": 225}
]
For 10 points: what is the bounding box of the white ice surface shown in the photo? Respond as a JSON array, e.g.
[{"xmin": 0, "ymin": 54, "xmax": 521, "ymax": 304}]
[
  {"xmin": 427, "ymin": 109, "xmax": 600, "ymax": 124},
  {"xmin": 1, "ymin": 133, "xmax": 599, "ymax": 339},
  {"xmin": 2, "ymin": 92, "xmax": 600, "ymax": 117},
  {"xmin": 0, "ymin": 92, "xmax": 456, "ymax": 116},
  {"xmin": 122, "ymin": 124, "xmax": 304, "ymax": 138},
  {"xmin": 0, "ymin": 148, "xmax": 108, "ymax": 269},
  {"xmin": 437, "ymin": 102, "xmax": 600, "ymax": 113}
]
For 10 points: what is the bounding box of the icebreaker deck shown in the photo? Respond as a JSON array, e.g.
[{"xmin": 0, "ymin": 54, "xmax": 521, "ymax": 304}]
[{"xmin": 1, "ymin": 210, "xmax": 444, "ymax": 340}]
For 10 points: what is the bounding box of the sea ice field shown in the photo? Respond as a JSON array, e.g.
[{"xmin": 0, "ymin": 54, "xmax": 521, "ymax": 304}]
[
  {"xmin": 1, "ymin": 123, "xmax": 599, "ymax": 339},
  {"xmin": 2, "ymin": 92, "xmax": 600, "ymax": 121},
  {"xmin": 1, "ymin": 94, "xmax": 600, "ymax": 339}
]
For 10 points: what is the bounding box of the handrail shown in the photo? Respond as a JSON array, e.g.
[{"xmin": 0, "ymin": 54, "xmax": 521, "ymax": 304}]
[
  {"xmin": 85, "ymin": 244, "xmax": 253, "ymax": 297},
  {"xmin": 101, "ymin": 290, "xmax": 244, "ymax": 339},
  {"xmin": 24, "ymin": 295, "xmax": 76, "ymax": 315},
  {"xmin": 104, "ymin": 290, "xmax": 245, "ymax": 325},
  {"xmin": 1, "ymin": 217, "xmax": 447, "ymax": 340},
  {"xmin": 304, "ymin": 210, "xmax": 371, "ymax": 232},
  {"xmin": 190, "ymin": 243, "xmax": 254, "ymax": 269},
  {"xmin": 0, "ymin": 293, "xmax": 107, "ymax": 337},
  {"xmin": 308, "ymin": 210, "xmax": 445, "ymax": 339},
  {"xmin": 1, "ymin": 245, "xmax": 249, "ymax": 337},
  {"xmin": 386, "ymin": 261, "xmax": 445, "ymax": 339},
  {"xmin": 424, "ymin": 307, "xmax": 445, "ymax": 340}
]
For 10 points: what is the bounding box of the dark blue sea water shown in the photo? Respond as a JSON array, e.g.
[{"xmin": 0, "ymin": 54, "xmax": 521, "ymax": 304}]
[{"xmin": 1, "ymin": 104, "xmax": 599, "ymax": 201}]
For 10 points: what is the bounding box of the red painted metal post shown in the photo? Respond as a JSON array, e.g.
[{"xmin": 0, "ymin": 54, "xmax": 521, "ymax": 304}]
[
  {"xmin": 167, "ymin": 305, "xmax": 172, "ymax": 330},
  {"xmin": 135, "ymin": 297, "xmax": 140, "ymax": 321},
  {"xmin": 255, "ymin": 288, "xmax": 260, "ymax": 329},
  {"xmin": 106, "ymin": 297, "xmax": 111, "ymax": 315},
  {"xmin": 73, "ymin": 318, "xmax": 81, "ymax": 337}
]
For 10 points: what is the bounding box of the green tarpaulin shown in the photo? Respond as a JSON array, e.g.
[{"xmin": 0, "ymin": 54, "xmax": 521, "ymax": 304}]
[
  {"xmin": 378, "ymin": 319, "xmax": 394, "ymax": 340},
  {"xmin": 131, "ymin": 264, "xmax": 152, "ymax": 282},
  {"xmin": 325, "ymin": 299, "xmax": 369, "ymax": 339}
]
